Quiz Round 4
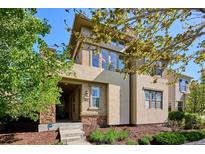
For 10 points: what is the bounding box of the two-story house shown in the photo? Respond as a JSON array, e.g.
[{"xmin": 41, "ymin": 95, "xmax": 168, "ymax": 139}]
[
  {"xmin": 38, "ymin": 14, "xmax": 192, "ymax": 131},
  {"xmin": 168, "ymin": 74, "xmax": 192, "ymax": 112}
]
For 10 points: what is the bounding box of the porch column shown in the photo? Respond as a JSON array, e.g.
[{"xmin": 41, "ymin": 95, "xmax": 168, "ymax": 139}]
[{"xmin": 39, "ymin": 105, "xmax": 56, "ymax": 124}]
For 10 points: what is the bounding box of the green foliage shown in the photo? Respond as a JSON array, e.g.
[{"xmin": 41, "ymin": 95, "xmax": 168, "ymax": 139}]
[
  {"xmin": 180, "ymin": 131, "xmax": 205, "ymax": 142},
  {"xmin": 89, "ymin": 129, "xmax": 129, "ymax": 144},
  {"xmin": 0, "ymin": 9, "xmax": 72, "ymax": 121},
  {"xmin": 185, "ymin": 71, "xmax": 205, "ymax": 114},
  {"xmin": 127, "ymin": 140, "xmax": 137, "ymax": 145},
  {"xmin": 165, "ymin": 119, "xmax": 185, "ymax": 132},
  {"xmin": 116, "ymin": 130, "xmax": 129, "ymax": 141},
  {"xmin": 184, "ymin": 113, "xmax": 203, "ymax": 130},
  {"xmin": 168, "ymin": 111, "xmax": 185, "ymax": 121},
  {"xmin": 152, "ymin": 132, "xmax": 186, "ymax": 145},
  {"xmin": 52, "ymin": 141, "xmax": 64, "ymax": 145},
  {"xmin": 103, "ymin": 129, "xmax": 119, "ymax": 144},
  {"xmin": 167, "ymin": 111, "xmax": 185, "ymax": 131},
  {"xmin": 89, "ymin": 130, "xmax": 105, "ymax": 143},
  {"xmin": 85, "ymin": 9, "xmax": 205, "ymax": 78},
  {"xmin": 138, "ymin": 136, "xmax": 152, "ymax": 145}
]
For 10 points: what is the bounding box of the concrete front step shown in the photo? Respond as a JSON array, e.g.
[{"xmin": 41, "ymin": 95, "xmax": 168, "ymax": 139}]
[
  {"xmin": 59, "ymin": 123, "xmax": 86, "ymax": 144},
  {"xmin": 61, "ymin": 136, "xmax": 86, "ymax": 144},
  {"xmin": 59, "ymin": 124, "xmax": 83, "ymax": 131},
  {"xmin": 60, "ymin": 129, "xmax": 85, "ymax": 138}
]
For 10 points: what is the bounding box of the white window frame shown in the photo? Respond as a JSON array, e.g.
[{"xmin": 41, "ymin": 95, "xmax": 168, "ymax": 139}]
[
  {"xmin": 90, "ymin": 86, "xmax": 100, "ymax": 108},
  {"xmin": 179, "ymin": 78, "xmax": 187, "ymax": 92}
]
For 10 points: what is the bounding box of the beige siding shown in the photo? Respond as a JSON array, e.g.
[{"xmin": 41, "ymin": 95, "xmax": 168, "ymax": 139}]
[
  {"xmin": 107, "ymin": 84, "xmax": 121, "ymax": 125},
  {"xmin": 131, "ymin": 74, "xmax": 169, "ymax": 124},
  {"xmin": 60, "ymin": 64, "xmax": 130, "ymax": 125},
  {"xmin": 130, "ymin": 74, "xmax": 137, "ymax": 124}
]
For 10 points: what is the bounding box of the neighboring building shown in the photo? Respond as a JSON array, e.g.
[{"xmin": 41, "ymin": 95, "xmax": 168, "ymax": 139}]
[
  {"xmin": 168, "ymin": 74, "xmax": 192, "ymax": 112},
  {"xmin": 38, "ymin": 14, "xmax": 192, "ymax": 131}
]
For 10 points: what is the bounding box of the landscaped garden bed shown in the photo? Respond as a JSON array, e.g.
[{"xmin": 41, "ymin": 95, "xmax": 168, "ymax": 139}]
[
  {"xmin": 86, "ymin": 124, "xmax": 171, "ymax": 145},
  {"xmin": 0, "ymin": 131, "xmax": 59, "ymax": 145},
  {"xmin": 87, "ymin": 111, "xmax": 205, "ymax": 145}
]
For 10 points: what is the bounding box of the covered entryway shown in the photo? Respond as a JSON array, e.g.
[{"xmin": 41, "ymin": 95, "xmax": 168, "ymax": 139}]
[{"xmin": 56, "ymin": 82, "xmax": 81, "ymax": 122}]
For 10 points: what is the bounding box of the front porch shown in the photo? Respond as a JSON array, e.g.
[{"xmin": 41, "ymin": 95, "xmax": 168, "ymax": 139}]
[{"xmin": 38, "ymin": 80, "xmax": 107, "ymax": 132}]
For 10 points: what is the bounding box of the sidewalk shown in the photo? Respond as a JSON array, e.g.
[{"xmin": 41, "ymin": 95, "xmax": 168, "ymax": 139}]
[{"xmin": 184, "ymin": 139, "xmax": 205, "ymax": 145}]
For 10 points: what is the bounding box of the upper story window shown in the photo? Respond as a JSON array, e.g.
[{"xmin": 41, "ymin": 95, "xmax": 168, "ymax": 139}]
[
  {"xmin": 102, "ymin": 49, "xmax": 109, "ymax": 70},
  {"xmin": 91, "ymin": 86, "xmax": 100, "ymax": 108},
  {"xmin": 92, "ymin": 50, "xmax": 100, "ymax": 68},
  {"xmin": 91, "ymin": 48, "xmax": 125, "ymax": 72},
  {"xmin": 110, "ymin": 52, "xmax": 117, "ymax": 71},
  {"xmin": 179, "ymin": 78, "xmax": 188, "ymax": 92},
  {"xmin": 111, "ymin": 40, "xmax": 125, "ymax": 49},
  {"xmin": 144, "ymin": 89, "xmax": 163, "ymax": 109},
  {"xmin": 118, "ymin": 55, "xmax": 125, "ymax": 70}
]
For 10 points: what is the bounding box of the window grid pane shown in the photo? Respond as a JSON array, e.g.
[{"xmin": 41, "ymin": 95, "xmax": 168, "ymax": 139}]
[
  {"xmin": 92, "ymin": 87, "xmax": 100, "ymax": 108},
  {"xmin": 144, "ymin": 90, "xmax": 163, "ymax": 109},
  {"xmin": 92, "ymin": 50, "xmax": 99, "ymax": 68}
]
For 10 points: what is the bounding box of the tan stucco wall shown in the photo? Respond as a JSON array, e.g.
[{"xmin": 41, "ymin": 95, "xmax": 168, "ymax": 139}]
[
  {"xmin": 167, "ymin": 74, "xmax": 191, "ymax": 110},
  {"xmin": 60, "ymin": 63, "xmax": 130, "ymax": 125},
  {"xmin": 131, "ymin": 74, "xmax": 169, "ymax": 124}
]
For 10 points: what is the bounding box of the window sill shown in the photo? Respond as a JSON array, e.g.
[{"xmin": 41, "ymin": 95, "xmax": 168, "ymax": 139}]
[{"xmin": 88, "ymin": 107, "xmax": 101, "ymax": 111}]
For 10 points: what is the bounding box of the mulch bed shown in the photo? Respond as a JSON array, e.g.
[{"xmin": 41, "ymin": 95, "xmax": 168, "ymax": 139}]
[
  {"xmin": 0, "ymin": 131, "xmax": 59, "ymax": 145},
  {"xmin": 84, "ymin": 124, "xmax": 171, "ymax": 144}
]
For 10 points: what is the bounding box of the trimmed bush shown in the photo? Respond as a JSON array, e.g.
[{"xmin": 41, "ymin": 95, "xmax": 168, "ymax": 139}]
[
  {"xmin": 168, "ymin": 111, "xmax": 185, "ymax": 121},
  {"xmin": 184, "ymin": 113, "xmax": 203, "ymax": 130},
  {"xmin": 89, "ymin": 130, "xmax": 105, "ymax": 143},
  {"xmin": 138, "ymin": 136, "xmax": 152, "ymax": 145},
  {"xmin": 127, "ymin": 140, "xmax": 137, "ymax": 145},
  {"xmin": 152, "ymin": 132, "xmax": 186, "ymax": 145},
  {"xmin": 180, "ymin": 131, "xmax": 205, "ymax": 142}
]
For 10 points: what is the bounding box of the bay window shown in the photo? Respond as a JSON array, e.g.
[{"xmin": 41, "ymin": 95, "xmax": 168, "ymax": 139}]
[
  {"xmin": 91, "ymin": 48, "xmax": 125, "ymax": 71},
  {"xmin": 92, "ymin": 50, "xmax": 100, "ymax": 68},
  {"xmin": 102, "ymin": 49, "xmax": 109, "ymax": 70},
  {"xmin": 110, "ymin": 52, "xmax": 117, "ymax": 71}
]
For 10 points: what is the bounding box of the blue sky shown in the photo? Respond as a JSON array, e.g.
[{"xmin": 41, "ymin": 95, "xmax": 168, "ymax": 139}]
[{"xmin": 35, "ymin": 8, "xmax": 202, "ymax": 80}]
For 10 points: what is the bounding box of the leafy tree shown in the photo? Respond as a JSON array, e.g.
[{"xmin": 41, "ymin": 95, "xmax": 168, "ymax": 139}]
[
  {"xmin": 76, "ymin": 9, "xmax": 205, "ymax": 78},
  {"xmin": 185, "ymin": 69, "xmax": 205, "ymax": 114},
  {"xmin": 0, "ymin": 9, "xmax": 72, "ymax": 121}
]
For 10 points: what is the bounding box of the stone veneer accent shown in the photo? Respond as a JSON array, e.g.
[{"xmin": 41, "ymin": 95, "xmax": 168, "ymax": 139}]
[
  {"xmin": 81, "ymin": 115, "xmax": 107, "ymax": 127},
  {"xmin": 40, "ymin": 105, "xmax": 56, "ymax": 124}
]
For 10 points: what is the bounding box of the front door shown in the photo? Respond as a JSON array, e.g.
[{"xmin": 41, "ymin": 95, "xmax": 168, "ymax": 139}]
[{"xmin": 56, "ymin": 83, "xmax": 81, "ymax": 122}]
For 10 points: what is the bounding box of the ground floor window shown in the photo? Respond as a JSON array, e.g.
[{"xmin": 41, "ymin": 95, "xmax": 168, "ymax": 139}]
[
  {"xmin": 91, "ymin": 86, "xmax": 100, "ymax": 108},
  {"xmin": 177, "ymin": 101, "xmax": 184, "ymax": 111},
  {"xmin": 144, "ymin": 89, "xmax": 163, "ymax": 109}
]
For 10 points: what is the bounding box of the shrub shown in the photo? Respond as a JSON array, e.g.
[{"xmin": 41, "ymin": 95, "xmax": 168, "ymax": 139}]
[
  {"xmin": 127, "ymin": 140, "xmax": 137, "ymax": 145},
  {"xmin": 165, "ymin": 119, "xmax": 185, "ymax": 132},
  {"xmin": 168, "ymin": 111, "xmax": 185, "ymax": 121},
  {"xmin": 152, "ymin": 132, "xmax": 186, "ymax": 145},
  {"xmin": 138, "ymin": 136, "xmax": 152, "ymax": 145},
  {"xmin": 117, "ymin": 130, "xmax": 129, "ymax": 141},
  {"xmin": 103, "ymin": 129, "xmax": 118, "ymax": 144},
  {"xmin": 184, "ymin": 113, "xmax": 203, "ymax": 129},
  {"xmin": 180, "ymin": 131, "xmax": 205, "ymax": 142},
  {"xmin": 89, "ymin": 129, "xmax": 129, "ymax": 144},
  {"xmin": 89, "ymin": 130, "xmax": 105, "ymax": 143}
]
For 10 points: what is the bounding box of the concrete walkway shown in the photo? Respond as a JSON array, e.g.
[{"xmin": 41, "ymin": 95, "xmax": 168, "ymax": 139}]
[{"xmin": 184, "ymin": 139, "xmax": 205, "ymax": 145}]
